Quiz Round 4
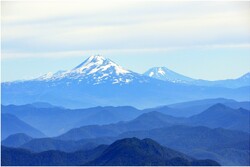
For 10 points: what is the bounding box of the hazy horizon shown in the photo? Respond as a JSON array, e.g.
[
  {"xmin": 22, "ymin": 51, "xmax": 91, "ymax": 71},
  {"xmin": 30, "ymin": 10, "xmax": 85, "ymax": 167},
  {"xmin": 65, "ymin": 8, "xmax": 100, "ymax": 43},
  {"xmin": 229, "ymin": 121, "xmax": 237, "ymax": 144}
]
[{"xmin": 2, "ymin": 54, "xmax": 250, "ymax": 82}]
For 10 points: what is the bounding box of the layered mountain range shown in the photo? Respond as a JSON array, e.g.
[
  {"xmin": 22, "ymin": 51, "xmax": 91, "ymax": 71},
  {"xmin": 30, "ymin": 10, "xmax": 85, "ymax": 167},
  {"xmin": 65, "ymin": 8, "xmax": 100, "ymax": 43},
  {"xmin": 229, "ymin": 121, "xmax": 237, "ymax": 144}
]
[
  {"xmin": 2, "ymin": 101, "xmax": 250, "ymax": 165},
  {"xmin": 2, "ymin": 55, "xmax": 250, "ymax": 109},
  {"xmin": 2, "ymin": 98, "xmax": 249, "ymax": 137}
]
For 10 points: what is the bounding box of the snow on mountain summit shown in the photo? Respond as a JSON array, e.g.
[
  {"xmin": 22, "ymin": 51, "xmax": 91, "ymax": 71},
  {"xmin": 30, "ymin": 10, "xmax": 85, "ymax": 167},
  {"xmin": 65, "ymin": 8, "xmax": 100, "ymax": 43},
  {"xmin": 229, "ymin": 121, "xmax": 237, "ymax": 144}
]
[
  {"xmin": 71, "ymin": 55, "xmax": 130, "ymax": 75},
  {"xmin": 36, "ymin": 55, "xmax": 144, "ymax": 85},
  {"xmin": 144, "ymin": 67, "xmax": 194, "ymax": 83}
]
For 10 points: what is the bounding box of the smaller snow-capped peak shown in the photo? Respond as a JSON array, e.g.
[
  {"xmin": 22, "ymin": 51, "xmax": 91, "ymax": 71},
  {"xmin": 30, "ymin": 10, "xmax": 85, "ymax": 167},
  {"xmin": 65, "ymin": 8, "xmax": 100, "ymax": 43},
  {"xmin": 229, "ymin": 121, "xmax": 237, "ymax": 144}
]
[
  {"xmin": 144, "ymin": 67, "xmax": 194, "ymax": 83},
  {"xmin": 144, "ymin": 67, "xmax": 172, "ymax": 77}
]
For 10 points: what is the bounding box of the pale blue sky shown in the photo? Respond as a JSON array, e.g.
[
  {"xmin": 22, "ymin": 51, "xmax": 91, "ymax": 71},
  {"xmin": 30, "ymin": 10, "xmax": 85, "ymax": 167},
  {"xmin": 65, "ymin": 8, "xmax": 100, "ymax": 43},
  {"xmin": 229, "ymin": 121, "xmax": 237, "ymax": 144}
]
[{"xmin": 1, "ymin": 1, "xmax": 250, "ymax": 82}]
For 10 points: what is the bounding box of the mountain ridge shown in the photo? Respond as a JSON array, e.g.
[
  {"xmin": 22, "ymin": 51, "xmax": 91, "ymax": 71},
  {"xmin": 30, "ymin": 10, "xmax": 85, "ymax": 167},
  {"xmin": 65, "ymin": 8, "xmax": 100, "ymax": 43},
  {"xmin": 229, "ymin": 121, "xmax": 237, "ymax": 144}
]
[
  {"xmin": 2, "ymin": 55, "xmax": 250, "ymax": 109},
  {"xmin": 1, "ymin": 113, "xmax": 46, "ymax": 140}
]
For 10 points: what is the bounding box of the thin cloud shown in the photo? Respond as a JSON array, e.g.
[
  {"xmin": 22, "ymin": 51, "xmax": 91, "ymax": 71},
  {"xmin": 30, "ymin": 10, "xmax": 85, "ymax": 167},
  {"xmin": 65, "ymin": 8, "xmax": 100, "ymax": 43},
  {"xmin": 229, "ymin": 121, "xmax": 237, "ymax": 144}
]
[
  {"xmin": 1, "ymin": 1, "xmax": 250, "ymax": 58},
  {"xmin": 2, "ymin": 43, "xmax": 250, "ymax": 59}
]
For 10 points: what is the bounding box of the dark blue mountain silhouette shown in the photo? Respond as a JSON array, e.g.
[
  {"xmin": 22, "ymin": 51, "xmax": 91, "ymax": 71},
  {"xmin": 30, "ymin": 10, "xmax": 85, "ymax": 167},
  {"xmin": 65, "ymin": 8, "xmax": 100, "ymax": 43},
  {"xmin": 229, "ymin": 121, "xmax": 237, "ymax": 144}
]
[{"xmin": 1, "ymin": 138, "xmax": 220, "ymax": 166}]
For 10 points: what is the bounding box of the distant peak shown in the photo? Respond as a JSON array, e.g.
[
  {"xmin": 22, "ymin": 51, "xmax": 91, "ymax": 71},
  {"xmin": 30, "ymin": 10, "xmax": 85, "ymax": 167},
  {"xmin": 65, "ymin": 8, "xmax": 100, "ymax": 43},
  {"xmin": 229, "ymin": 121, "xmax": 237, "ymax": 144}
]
[
  {"xmin": 111, "ymin": 137, "xmax": 159, "ymax": 147},
  {"xmin": 144, "ymin": 66, "xmax": 194, "ymax": 83},
  {"xmin": 4, "ymin": 133, "xmax": 33, "ymax": 139},
  {"xmin": 145, "ymin": 67, "xmax": 168, "ymax": 77},
  {"xmin": 150, "ymin": 67, "xmax": 170, "ymax": 71},
  {"xmin": 208, "ymin": 103, "xmax": 228, "ymax": 110},
  {"xmin": 155, "ymin": 67, "xmax": 168, "ymax": 69},
  {"xmin": 239, "ymin": 72, "xmax": 250, "ymax": 79},
  {"xmin": 142, "ymin": 111, "xmax": 165, "ymax": 116}
]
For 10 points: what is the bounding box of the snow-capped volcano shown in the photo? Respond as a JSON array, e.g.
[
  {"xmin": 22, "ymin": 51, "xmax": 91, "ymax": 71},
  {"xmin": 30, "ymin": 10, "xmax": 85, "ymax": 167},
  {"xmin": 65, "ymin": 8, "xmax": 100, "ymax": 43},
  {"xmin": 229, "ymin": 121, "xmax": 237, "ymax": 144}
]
[
  {"xmin": 71, "ymin": 55, "xmax": 130, "ymax": 75},
  {"xmin": 37, "ymin": 55, "xmax": 144, "ymax": 85},
  {"xmin": 144, "ymin": 67, "xmax": 194, "ymax": 83}
]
